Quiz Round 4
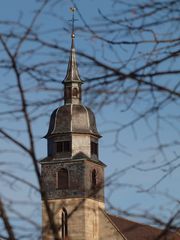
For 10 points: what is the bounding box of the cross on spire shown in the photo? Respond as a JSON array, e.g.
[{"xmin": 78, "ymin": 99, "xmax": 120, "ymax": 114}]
[{"xmin": 69, "ymin": 7, "xmax": 78, "ymax": 38}]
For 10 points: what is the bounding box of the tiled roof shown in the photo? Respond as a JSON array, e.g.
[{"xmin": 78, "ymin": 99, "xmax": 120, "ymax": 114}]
[{"xmin": 108, "ymin": 214, "xmax": 180, "ymax": 240}]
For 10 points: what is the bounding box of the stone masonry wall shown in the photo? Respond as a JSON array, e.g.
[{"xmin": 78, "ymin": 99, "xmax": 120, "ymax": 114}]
[
  {"xmin": 41, "ymin": 159, "xmax": 104, "ymax": 201},
  {"xmin": 42, "ymin": 198, "xmax": 124, "ymax": 240},
  {"xmin": 42, "ymin": 198, "xmax": 104, "ymax": 240},
  {"xmin": 99, "ymin": 210, "xmax": 125, "ymax": 240}
]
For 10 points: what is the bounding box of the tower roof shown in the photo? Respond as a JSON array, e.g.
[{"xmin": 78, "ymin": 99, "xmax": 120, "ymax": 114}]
[
  {"xmin": 45, "ymin": 10, "xmax": 100, "ymax": 138},
  {"xmin": 44, "ymin": 104, "xmax": 101, "ymax": 138},
  {"xmin": 63, "ymin": 33, "xmax": 83, "ymax": 84}
]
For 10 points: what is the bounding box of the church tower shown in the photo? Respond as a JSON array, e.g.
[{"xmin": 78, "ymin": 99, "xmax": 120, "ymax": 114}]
[
  {"xmin": 41, "ymin": 22, "xmax": 105, "ymax": 240},
  {"xmin": 40, "ymin": 11, "xmax": 180, "ymax": 240}
]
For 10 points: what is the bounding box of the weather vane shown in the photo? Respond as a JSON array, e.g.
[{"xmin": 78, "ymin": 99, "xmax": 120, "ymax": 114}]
[{"xmin": 69, "ymin": 7, "xmax": 78, "ymax": 37}]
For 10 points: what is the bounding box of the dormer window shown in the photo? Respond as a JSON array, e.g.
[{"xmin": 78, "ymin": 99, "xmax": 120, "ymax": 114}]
[{"xmin": 56, "ymin": 141, "xmax": 71, "ymax": 153}]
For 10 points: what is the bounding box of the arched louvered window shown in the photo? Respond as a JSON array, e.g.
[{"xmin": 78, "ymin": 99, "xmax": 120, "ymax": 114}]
[
  {"xmin": 65, "ymin": 87, "xmax": 71, "ymax": 99},
  {"xmin": 92, "ymin": 169, "xmax": 97, "ymax": 189},
  {"xmin": 56, "ymin": 141, "xmax": 71, "ymax": 153},
  {"xmin": 72, "ymin": 87, "xmax": 78, "ymax": 97},
  {"xmin": 61, "ymin": 208, "xmax": 68, "ymax": 239},
  {"xmin": 57, "ymin": 168, "xmax": 69, "ymax": 189}
]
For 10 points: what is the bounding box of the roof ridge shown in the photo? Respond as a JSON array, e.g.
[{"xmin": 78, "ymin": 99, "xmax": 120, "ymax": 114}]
[{"xmin": 107, "ymin": 212, "xmax": 160, "ymax": 230}]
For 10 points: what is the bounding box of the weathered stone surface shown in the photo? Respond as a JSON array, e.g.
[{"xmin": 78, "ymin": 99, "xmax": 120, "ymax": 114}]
[
  {"xmin": 42, "ymin": 198, "xmax": 124, "ymax": 240},
  {"xmin": 42, "ymin": 198, "xmax": 87, "ymax": 240},
  {"xmin": 72, "ymin": 134, "xmax": 90, "ymax": 158},
  {"xmin": 41, "ymin": 159, "xmax": 104, "ymax": 202},
  {"xmin": 99, "ymin": 211, "xmax": 125, "ymax": 240}
]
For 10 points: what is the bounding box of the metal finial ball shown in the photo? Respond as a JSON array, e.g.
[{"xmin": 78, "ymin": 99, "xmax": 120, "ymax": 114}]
[{"xmin": 70, "ymin": 7, "xmax": 76, "ymax": 12}]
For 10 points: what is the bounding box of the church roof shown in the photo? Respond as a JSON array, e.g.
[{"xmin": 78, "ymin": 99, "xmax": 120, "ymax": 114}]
[
  {"xmin": 108, "ymin": 214, "xmax": 180, "ymax": 240},
  {"xmin": 44, "ymin": 104, "xmax": 101, "ymax": 138}
]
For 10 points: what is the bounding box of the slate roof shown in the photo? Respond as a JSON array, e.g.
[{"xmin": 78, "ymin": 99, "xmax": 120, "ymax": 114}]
[
  {"xmin": 44, "ymin": 104, "xmax": 101, "ymax": 138},
  {"xmin": 108, "ymin": 214, "xmax": 180, "ymax": 240}
]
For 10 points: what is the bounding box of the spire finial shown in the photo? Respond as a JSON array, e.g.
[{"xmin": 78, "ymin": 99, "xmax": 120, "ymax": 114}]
[{"xmin": 70, "ymin": 7, "xmax": 76, "ymax": 40}]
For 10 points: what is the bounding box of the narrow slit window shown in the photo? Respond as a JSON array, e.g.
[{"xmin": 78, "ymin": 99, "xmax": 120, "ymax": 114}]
[
  {"xmin": 61, "ymin": 208, "xmax": 68, "ymax": 239},
  {"xmin": 91, "ymin": 141, "xmax": 98, "ymax": 156},
  {"xmin": 65, "ymin": 87, "xmax": 71, "ymax": 99},
  {"xmin": 57, "ymin": 142, "xmax": 63, "ymax": 153},
  {"xmin": 64, "ymin": 141, "xmax": 70, "ymax": 152},
  {"xmin": 92, "ymin": 169, "xmax": 97, "ymax": 189}
]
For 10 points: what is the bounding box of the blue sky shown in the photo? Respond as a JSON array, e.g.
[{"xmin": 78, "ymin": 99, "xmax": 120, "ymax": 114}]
[{"xmin": 0, "ymin": 0, "xmax": 180, "ymax": 235}]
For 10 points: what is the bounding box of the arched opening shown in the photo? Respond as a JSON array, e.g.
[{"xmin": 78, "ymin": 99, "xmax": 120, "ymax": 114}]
[
  {"xmin": 92, "ymin": 169, "xmax": 97, "ymax": 189},
  {"xmin": 57, "ymin": 168, "xmax": 69, "ymax": 189},
  {"xmin": 72, "ymin": 87, "xmax": 78, "ymax": 97},
  {"xmin": 65, "ymin": 87, "xmax": 71, "ymax": 99},
  {"xmin": 61, "ymin": 208, "xmax": 68, "ymax": 239},
  {"xmin": 91, "ymin": 141, "xmax": 98, "ymax": 157}
]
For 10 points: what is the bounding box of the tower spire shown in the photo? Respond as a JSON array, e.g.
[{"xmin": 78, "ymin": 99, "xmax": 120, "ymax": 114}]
[
  {"xmin": 63, "ymin": 7, "xmax": 83, "ymax": 104},
  {"xmin": 63, "ymin": 7, "xmax": 82, "ymax": 84}
]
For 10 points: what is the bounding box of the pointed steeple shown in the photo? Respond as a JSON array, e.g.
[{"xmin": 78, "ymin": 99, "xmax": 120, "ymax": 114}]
[
  {"xmin": 63, "ymin": 8, "xmax": 83, "ymax": 105},
  {"xmin": 63, "ymin": 32, "xmax": 82, "ymax": 83}
]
